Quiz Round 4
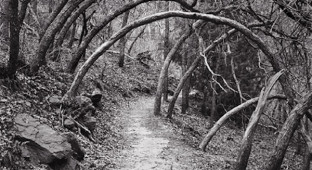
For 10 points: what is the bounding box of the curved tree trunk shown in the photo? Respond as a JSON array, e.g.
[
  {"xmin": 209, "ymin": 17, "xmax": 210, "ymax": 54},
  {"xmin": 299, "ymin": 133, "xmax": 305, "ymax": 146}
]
[
  {"xmin": 263, "ymin": 92, "xmax": 312, "ymax": 170},
  {"xmin": 65, "ymin": 0, "xmax": 198, "ymax": 73},
  {"xmin": 40, "ymin": 0, "xmax": 68, "ymax": 38},
  {"xmin": 199, "ymin": 94, "xmax": 287, "ymax": 151},
  {"xmin": 167, "ymin": 28, "xmax": 237, "ymax": 118},
  {"xmin": 128, "ymin": 26, "xmax": 146, "ymax": 54},
  {"xmin": 154, "ymin": 26, "xmax": 192, "ymax": 116},
  {"xmin": 63, "ymin": 11, "xmax": 285, "ymax": 103},
  {"xmin": 54, "ymin": 0, "xmax": 96, "ymax": 57},
  {"xmin": 30, "ymin": 0, "xmax": 84, "ymax": 74},
  {"xmin": 66, "ymin": 0, "xmax": 153, "ymax": 73},
  {"xmin": 234, "ymin": 70, "xmax": 284, "ymax": 170},
  {"xmin": 166, "ymin": 55, "xmax": 201, "ymax": 118}
]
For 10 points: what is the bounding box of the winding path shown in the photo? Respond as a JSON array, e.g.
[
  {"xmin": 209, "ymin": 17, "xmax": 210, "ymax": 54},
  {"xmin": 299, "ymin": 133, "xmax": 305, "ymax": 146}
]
[{"xmin": 112, "ymin": 96, "xmax": 231, "ymax": 170}]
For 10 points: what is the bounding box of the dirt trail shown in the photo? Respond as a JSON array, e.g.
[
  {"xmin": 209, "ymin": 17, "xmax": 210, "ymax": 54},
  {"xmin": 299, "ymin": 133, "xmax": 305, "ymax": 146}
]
[{"xmin": 112, "ymin": 96, "xmax": 232, "ymax": 170}]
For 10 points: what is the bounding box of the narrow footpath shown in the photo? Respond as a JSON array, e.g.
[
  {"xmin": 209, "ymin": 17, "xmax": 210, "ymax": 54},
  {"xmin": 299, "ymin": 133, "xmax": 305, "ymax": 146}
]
[{"xmin": 112, "ymin": 96, "xmax": 232, "ymax": 170}]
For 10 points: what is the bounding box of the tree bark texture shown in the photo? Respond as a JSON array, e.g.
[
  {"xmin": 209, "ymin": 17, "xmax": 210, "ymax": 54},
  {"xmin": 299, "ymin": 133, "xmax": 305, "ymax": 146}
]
[
  {"xmin": 153, "ymin": 26, "xmax": 192, "ymax": 116},
  {"xmin": 234, "ymin": 70, "xmax": 284, "ymax": 170}
]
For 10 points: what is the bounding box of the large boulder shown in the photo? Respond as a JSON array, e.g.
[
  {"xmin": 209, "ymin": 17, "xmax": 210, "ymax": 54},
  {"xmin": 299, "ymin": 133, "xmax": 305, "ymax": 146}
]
[
  {"xmin": 15, "ymin": 114, "xmax": 72, "ymax": 164},
  {"xmin": 14, "ymin": 114, "xmax": 84, "ymax": 169}
]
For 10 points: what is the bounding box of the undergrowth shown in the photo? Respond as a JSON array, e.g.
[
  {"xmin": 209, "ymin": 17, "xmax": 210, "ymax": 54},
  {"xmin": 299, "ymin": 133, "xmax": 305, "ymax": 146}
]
[{"xmin": 0, "ymin": 53, "xmax": 160, "ymax": 169}]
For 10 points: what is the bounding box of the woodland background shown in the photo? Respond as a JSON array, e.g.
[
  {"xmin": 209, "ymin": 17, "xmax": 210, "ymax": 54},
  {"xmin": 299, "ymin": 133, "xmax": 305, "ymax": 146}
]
[{"xmin": 1, "ymin": 0, "xmax": 312, "ymax": 170}]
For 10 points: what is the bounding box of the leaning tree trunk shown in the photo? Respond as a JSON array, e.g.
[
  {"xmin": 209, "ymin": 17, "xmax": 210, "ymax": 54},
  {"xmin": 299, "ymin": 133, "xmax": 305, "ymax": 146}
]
[
  {"xmin": 54, "ymin": 0, "xmax": 96, "ymax": 57},
  {"xmin": 64, "ymin": 11, "xmax": 287, "ymax": 103},
  {"xmin": 166, "ymin": 55, "xmax": 201, "ymax": 118},
  {"xmin": 153, "ymin": 26, "xmax": 192, "ymax": 116},
  {"xmin": 65, "ymin": 0, "xmax": 198, "ymax": 74},
  {"xmin": 40, "ymin": 0, "xmax": 68, "ymax": 38},
  {"xmin": 118, "ymin": 10, "xmax": 130, "ymax": 67},
  {"xmin": 128, "ymin": 26, "xmax": 146, "ymax": 54},
  {"xmin": 30, "ymin": 0, "xmax": 84, "ymax": 74},
  {"xmin": 167, "ymin": 28, "xmax": 237, "ymax": 118},
  {"xmin": 263, "ymin": 92, "xmax": 312, "ymax": 170},
  {"xmin": 66, "ymin": 0, "xmax": 153, "ymax": 73},
  {"xmin": 68, "ymin": 22, "xmax": 77, "ymax": 48},
  {"xmin": 234, "ymin": 70, "xmax": 284, "ymax": 170},
  {"xmin": 199, "ymin": 94, "xmax": 287, "ymax": 151}
]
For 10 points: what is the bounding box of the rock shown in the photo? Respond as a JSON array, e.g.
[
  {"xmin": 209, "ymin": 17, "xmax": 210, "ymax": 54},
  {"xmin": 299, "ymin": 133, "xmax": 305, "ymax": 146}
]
[
  {"xmin": 62, "ymin": 133, "xmax": 85, "ymax": 161},
  {"xmin": 141, "ymin": 86, "xmax": 151, "ymax": 94},
  {"xmin": 64, "ymin": 119, "xmax": 75, "ymax": 130},
  {"xmin": 49, "ymin": 95, "xmax": 62, "ymax": 106},
  {"xmin": 80, "ymin": 116, "xmax": 96, "ymax": 133},
  {"xmin": 15, "ymin": 114, "xmax": 72, "ymax": 164},
  {"xmin": 167, "ymin": 89, "xmax": 174, "ymax": 96},
  {"xmin": 75, "ymin": 96, "xmax": 92, "ymax": 107},
  {"xmin": 189, "ymin": 89, "xmax": 203, "ymax": 99},
  {"xmin": 91, "ymin": 88, "xmax": 102, "ymax": 105}
]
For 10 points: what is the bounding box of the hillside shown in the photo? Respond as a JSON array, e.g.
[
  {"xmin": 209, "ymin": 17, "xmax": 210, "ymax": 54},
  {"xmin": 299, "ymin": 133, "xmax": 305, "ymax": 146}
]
[
  {"xmin": 0, "ymin": 53, "xmax": 305, "ymax": 170},
  {"xmin": 0, "ymin": 53, "xmax": 161, "ymax": 169}
]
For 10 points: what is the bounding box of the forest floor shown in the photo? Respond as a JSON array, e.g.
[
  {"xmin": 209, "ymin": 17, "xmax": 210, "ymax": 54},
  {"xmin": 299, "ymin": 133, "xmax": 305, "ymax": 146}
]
[
  {"xmin": 0, "ymin": 56, "xmax": 305, "ymax": 170},
  {"xmin": 100, "ymin": 94, "xmax": 305, "ymax": 170}
]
